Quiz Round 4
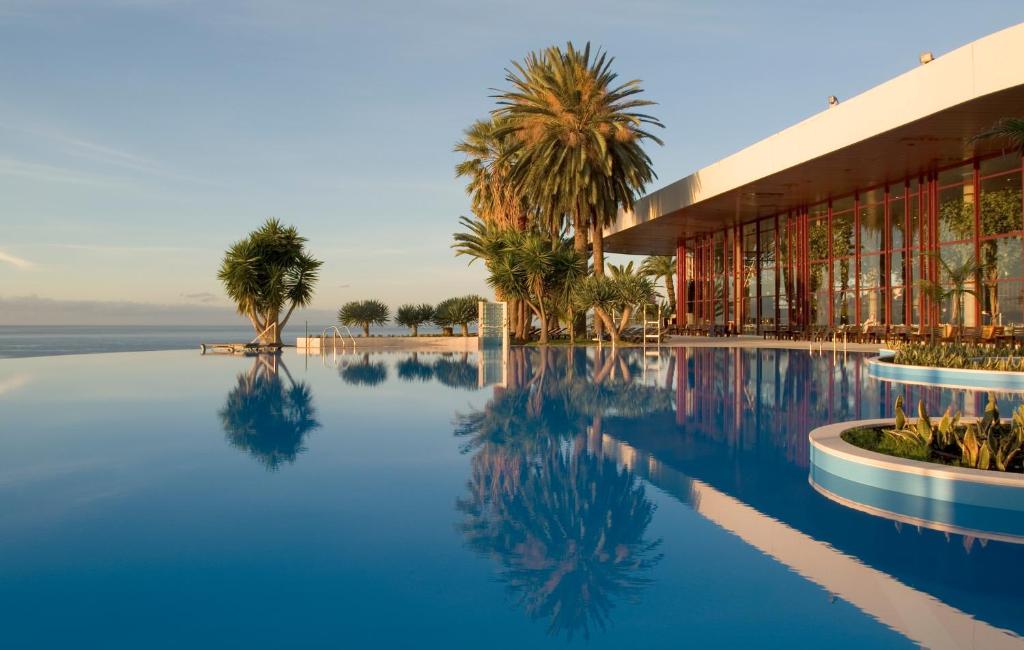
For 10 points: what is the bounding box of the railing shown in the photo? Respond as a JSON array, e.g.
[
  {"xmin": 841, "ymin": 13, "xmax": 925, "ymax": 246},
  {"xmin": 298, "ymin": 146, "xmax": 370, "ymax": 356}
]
[{"xmin": 321, "ymin": 325, "xmax": 356, "ymax": 351}]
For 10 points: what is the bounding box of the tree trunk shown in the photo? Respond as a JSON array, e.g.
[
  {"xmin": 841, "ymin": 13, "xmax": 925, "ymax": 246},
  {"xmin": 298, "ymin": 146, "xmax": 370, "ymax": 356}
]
[
  {"xmin": 665, "ymin": 273, "xmax": 677, "ymax": 319},
  {"xmin": 591, "ymin": 216, "xmax": 606, "ymax": 342},
  {"xmin": 412, "ymin": 324, "xmax": 419, "ymax": 337},
  {"xmin": 527, "ymin": 301, "xmax": 547, "ymax": 344},
  {"xmin": 594, "ymin": 307, "xmax": 619, "ymax": 346},
  {"xmin": 591, "ymin": 221, "xmax": 605, "ymax": 277},
  {"xmin": 573, "ymin": 209, "xmax": 588, "ymax": 254},
  {"xmin": 461, "ymin": 323, "xmax": 469, "ymax": 337},
  {"xmin": 618, "ymin": 306, "xmax": 633, "ymax": 335},
  {"xmin": 363, "ymin": 323, "xmax": 370, "ymax": 337}
]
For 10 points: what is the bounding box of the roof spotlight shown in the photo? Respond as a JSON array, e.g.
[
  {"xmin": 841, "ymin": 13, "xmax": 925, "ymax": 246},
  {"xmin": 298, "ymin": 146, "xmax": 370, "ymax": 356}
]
[
  {"xmin": 919, "ymin": 51, "xmax": 934, "ymax": 65},
  {"xmin": 827, "ymin": 95, "xmax": 840, "ymax": 108}
]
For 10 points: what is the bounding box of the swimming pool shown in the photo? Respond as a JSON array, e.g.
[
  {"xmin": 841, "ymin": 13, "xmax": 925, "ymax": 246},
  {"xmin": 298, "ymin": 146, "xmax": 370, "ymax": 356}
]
[{"xmin": 1, "ymin": 347, "xmax": 1022, "ymax": 648}]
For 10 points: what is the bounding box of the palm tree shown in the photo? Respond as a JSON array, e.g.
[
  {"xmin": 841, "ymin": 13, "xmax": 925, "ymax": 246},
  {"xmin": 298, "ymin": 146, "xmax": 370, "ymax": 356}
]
[
  {"xmin": 640, "ymin": 255, "xmax": 676, "ymax": 318},
  {"xmin": 973, "ymin": 118, "xmax": 1024, "ymax": 154},
  {"xmin": 218, "ymin": 219, "xmax": 323, "ymax": 345},
  {"xmin": 608, "ymin": 264, "xmax": 657, "ymax": 335},
  {"xmin": 454, "ymin": 117, "xmax": 529, "ymax": 230},
  {"xmin": 435, "ymin": 295, "xmax": 486, "ymax": 336},
  {"xmin": 395, "ymin": 303, "xmax": 434, "ymax": 336},
  {"xmin": 574, "ymin": 276, "xmax": 622, "ymax": 345},
  {"xmin": 338, "ymin": 299, "xmax": 390, "ymax": 337},
  {"xmin": 918, "ymin": 252, "xmax": 986, "ymax": 340},
  {"xmin": 494, "ymin": 42, "xmax": 663, "ymax": 275},
  {"xmin": 453, "ymin": 216, "xmax": 529, "ymax": 340}
]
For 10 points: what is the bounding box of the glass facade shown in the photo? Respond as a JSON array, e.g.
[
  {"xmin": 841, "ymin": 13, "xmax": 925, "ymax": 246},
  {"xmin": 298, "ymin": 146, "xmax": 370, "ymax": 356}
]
[{"xmin": 676, "ymin": 152, "xmax": 1024, "ymax": 333}]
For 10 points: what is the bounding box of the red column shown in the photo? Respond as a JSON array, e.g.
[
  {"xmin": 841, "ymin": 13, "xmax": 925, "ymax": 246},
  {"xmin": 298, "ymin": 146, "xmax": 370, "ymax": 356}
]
[{"xmin": 677, "ymin": 239, "xmax": 686, "ymax": 327}]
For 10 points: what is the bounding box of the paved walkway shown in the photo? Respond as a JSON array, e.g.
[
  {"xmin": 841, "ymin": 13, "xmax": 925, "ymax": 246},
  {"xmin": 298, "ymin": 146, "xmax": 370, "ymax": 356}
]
[{"xmin": 661, "ymin": 335, "xmax": 883, "ymax": 353}]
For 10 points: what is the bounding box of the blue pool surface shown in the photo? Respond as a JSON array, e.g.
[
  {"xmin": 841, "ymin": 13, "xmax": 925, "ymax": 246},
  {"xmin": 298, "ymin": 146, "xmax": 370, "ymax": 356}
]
[{"xmin": 1, "ymin": 346, "xmax": 1022, "ymax": 648}]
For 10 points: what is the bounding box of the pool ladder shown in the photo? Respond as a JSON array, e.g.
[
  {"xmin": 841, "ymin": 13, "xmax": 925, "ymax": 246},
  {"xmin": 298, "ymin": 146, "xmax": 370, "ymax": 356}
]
[
  {"xmin": 642, "ymin": 304, "xmax": 662, "ymax": 384},
  {"xmin": 321, "ymin": 325, "xmax": 356, "ymax": 351}
]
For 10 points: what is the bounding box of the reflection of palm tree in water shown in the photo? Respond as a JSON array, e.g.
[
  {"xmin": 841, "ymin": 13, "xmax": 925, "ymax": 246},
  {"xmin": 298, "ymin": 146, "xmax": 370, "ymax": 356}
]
[
  {"xmin": 455, "ymin": 347, "xmax": 666, "ymax": 640},
  {"xmin": 339, "ymin": 353, "xmax": 388, "ymax": 386},
  {"xmin": 457, "ymin": 442, "xmax": 661, "ymax": 641},
  {"xmin": 219, "ymin": 354, "xmax": 320, "ymax": 470}
]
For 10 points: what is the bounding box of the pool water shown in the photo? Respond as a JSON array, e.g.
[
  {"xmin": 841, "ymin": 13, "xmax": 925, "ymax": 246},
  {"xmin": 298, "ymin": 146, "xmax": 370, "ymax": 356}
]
[{"xmin": 1, "ymin": 347, "xmax": 1022, "ymax": 649}]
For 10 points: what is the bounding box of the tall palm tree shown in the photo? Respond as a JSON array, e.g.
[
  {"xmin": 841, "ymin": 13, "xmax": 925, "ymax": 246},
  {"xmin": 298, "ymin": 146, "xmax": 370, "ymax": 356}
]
[
  {"xmin": 973, "ymin": 118, "xmax": 1024, "ymax": 154},
  {"xmin": 218, "ymin": 219, "xmax": 322, "ymax": 345},
  {"xmin": 640, "ymin": 255, "xmax": 676, "ymax": 318},
  {"xmin": 494, "ymin": 42, "xmax": 663, "ymax": 276},
  {"xmin": 454, "ymin": 117, "xmax": 530, "ymax": 230}
]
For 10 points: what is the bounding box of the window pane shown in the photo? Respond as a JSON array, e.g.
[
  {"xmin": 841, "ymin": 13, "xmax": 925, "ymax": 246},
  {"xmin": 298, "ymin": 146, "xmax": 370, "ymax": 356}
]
[
  {"xmin": 890, "ymin": 286, "xmax": 906, "ymax": 325},
  {"xmin": 979, "ymin": 171, "xmax": 1022, "ymax": 237},
  {"xmin": 832, "ymin": 196, "xmax": 854, "ymax": 212},
  {"xmin": 860, "ymin": 187, "xmax": 884, "ymax": 204},
  {"xmin": 859, "ymin": 202, "xmax": 884, "ymax": 251},
  {"xmin": 832, "ymin": 211, "xmax": 854, "ymax": 257},
  {"xmin": 760, "ymin": 268, "xmax": 776, "ymax": 296},
  {"xmin": 889, "ymin": 249, "xmax": 905, "ymax": 288},
  {"xmin": 988, "ymin": 280, "xmax": 1024, "ymax": 325},
  {"xmin": 981, "ymin": 236, "xmax": 1023, "ymax": 281},
  {"xmin": 909, "ymin": 195, "xmax": 922, "ymax": 248},
  {"xmin": 859, "ymin": 254, "xmax": 883, "ymax": 289},
  {"xmin": 759, "ymin": 226, "xmax": 775, "ymax": 266},
  {"xmin": 889, "ymin": 182, "xmax": 906, "ymax": 200},
  {"xmin": 760, "ymin": 296, "xmax": 776, "ymax": 326},
  {"xmin": 938, "ymin": 163, "xmax": 973, "ymax": 188},
  {"xmin": 938, "ymin": 185, "xmax": 974, "ymax": 242},
  {"xmin": 810, "ymin": 263, "xmax": 829, "ymax": 325},
  {"xmin": 859, "ymin": 289, "xmax": 883, "ymax": 323},
  {"xmin": 889, "ymin": 198, "xmax": 905, "ymax": 248},
  {"xmin": 834, "ymin": 258, "xmax": 854, "ymax": 325},
  {"xmin": 980, "ymin": 152, "xmax": 1022, "ymax": 177},
  {"xmin": 809, "ymin": 218, "xmax": 829, "ymax": 260}
]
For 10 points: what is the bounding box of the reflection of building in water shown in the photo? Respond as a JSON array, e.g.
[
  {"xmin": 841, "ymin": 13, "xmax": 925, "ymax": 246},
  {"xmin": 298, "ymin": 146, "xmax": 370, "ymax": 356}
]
[
  {"xmin": 597, "ymin": 435, "xmax": 1024, "ymax": 650},
  {"xmin": 672, "ymin": 347, "xmax": 989, "ymax": 467},
  {"xmin": 467, "ymin": 346, "xmax": 1024, "ymax": 643}
]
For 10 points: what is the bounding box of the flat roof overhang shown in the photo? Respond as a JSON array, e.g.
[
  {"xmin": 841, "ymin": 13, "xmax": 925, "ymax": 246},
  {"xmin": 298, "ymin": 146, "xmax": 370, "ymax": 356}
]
[{"xmin": 606, "ymin": 22, "xmax": 1024, "ymax": 256}]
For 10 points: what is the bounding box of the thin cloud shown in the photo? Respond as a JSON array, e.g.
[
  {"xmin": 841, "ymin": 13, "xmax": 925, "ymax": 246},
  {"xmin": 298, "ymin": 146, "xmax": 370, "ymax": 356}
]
[
  {"xmin": 52, "ymin": 243, "xmax": 209, "ymax": 254},
  {"xmin": 0, "ymin": 250, "xmax": 34, "ymax": 269},
  {"xmin": 0, "ymin": 157, "xmax": 126, "ymax": 187},
  {"xmin": 0, "ymin": 120, "xmax": 229, "ymax": 188},
  {"xmin": 180, "ymin": 291, "xmax": 220, "ymax": 304}
]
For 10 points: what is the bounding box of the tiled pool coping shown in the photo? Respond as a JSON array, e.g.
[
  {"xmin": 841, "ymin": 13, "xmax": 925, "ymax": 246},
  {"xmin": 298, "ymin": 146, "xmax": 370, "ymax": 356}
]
[
  {"xmin": 866, "ymin": 355, "xmax": 1024, "ymax": 391},
  {"xmin": 810, "ymin": 419, "xmax": 1024, "ymax": 542}
]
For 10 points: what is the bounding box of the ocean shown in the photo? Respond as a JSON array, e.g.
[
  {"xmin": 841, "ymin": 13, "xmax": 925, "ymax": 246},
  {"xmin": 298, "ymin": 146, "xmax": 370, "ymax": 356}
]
[{"xmin": 0, "ymin": 324, "xmax": 443, "ymax": 359}]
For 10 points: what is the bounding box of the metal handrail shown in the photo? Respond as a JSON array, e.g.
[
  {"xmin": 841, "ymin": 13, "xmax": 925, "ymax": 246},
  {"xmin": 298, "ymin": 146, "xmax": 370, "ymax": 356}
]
[{"xmin": 321, "ymin": 325, "xmax": 356, "ymax": 350}]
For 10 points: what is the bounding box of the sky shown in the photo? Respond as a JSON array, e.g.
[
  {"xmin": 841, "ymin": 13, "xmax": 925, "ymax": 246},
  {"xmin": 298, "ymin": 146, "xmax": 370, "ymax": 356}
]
[{"xmin": 1, "ymin": 0, "xmax": 1023, "ymax": 325}]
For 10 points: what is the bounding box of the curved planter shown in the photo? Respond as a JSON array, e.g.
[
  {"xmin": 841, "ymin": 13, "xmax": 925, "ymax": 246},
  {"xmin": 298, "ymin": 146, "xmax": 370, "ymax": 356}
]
[
  {"xmin": 809, "ymin": 419, "xmax": 1024, "ymax": 544},
  {"xmin": 866, "ymin": 355, "xmax": 1024, "ymax": 392}
]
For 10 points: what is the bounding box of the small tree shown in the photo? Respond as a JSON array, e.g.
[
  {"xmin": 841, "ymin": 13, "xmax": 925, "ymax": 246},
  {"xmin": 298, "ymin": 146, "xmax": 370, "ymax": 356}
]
[
  {"xmin": 339, "ymin": 300, "xmax": 390, "ymax": 337},
  {"xmin": 218, "ymin": 219, "xmax": 322, "ymax": 345},
  {"xmin": 395, "ymin": 303, "xmax": 434, "ymax": 336},
  {"xmin": 574, "ymin": 276, "xmax": 622, "ymax": 345},
  {"xmin": 435, "ymin": 295, "xmax": 485, "ymax": 336}
]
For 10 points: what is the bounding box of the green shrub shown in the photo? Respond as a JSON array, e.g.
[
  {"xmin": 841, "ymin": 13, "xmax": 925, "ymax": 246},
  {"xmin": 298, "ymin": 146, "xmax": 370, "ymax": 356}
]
[
  {"xmin": 842, "ymin": 393, "xmax": 1024, "ymax": 472},
  {"xmin": 338, "ymin": 299, "xmax": 390, "ymax": 337},
  {"xmin": 892, "ymin": 342, "xmax": 1024, "ymax": 371},
  {"xmin": 434, "ymin": 295, "xmax": 485, "ymax": 336},
  {"xmin": 395, "ymin": 303, "xmax": 434, "ymax": 336}
]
